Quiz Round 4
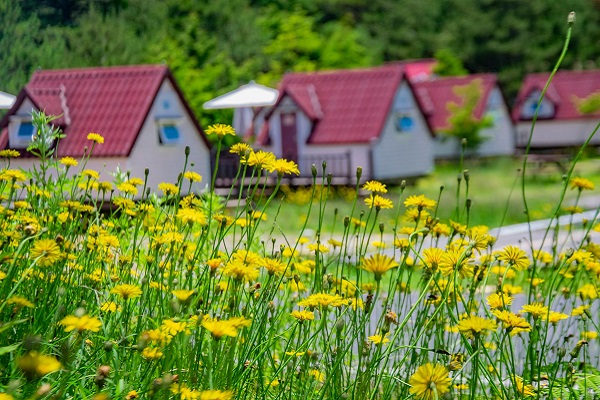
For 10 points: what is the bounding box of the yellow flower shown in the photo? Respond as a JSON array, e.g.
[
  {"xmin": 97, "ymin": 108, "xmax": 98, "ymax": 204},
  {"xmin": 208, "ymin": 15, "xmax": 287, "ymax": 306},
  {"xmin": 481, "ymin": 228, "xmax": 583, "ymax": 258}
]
[
  {"xmin": 492, "ymin": 310, "xmax": 531, "ymax": 335},
  {"xmin": 205, "ymin": 123, "xmax": 236, "ymax": 138},
  {"xmin": 542, "ymin": 311, "xmax": 568, "ymax": 324},
  {"xmin": 0, "ymin": 149, "xmax": 20, "ymax": 158},
  {"xmin": 110, "ymin": 284, "xmax": 143, "ymax": 300},
  {"xmin": 298, "ymin": 293, "xmax": 347, "ymax": 308},
  {"xmin": 308, "ymin": 243, "xmax": 329, "ymax": 254},
  {"xmin": 408, "ymin": 363, "xmax": 451, "ymax": 400},
  {"xmin": 486, "ymin": 293, "xmax": 513, "ymax": 310},
  {"xmin": 578, "ymin": 283, "xmax": 598, "ymax": 301},
  {"xmin": 82, "ymin": 169, "xmax": 100, "ymax": 180},
  {"xmin": 438, "ymin": 247, "xmax": 474, "ymax": 278},
  {"xmin": 201, "ymin": 316, "xmax": 251, "ymax": 340},
  {"xmin": 364, "ymin": 194, "xmax": 393, "ymax": 209},
  {"xmin": 572, "ymin": 304, "xmax": 590, "ymax": 317},
  {"xmin": 520, "ymin": 302, "xmax": 548, "ymax": 320},
  {"xmin": 181, "ymin": 171, "xmax": 201, "ymax": 183},
  {"xmin": 222, "ymin": 258, "xmax": 260, "ymax": 282},
  {"xmin": 290, "ymin": 310, "xmax": 315, "ymax": 322},
  {"xmin": 263, "ymin": 257, "xmax": 287, "ymax": 276},
  {"xmin": 368, "ymin": 333, "xmax": 390, "ymax": 345},
  {"xmin": 422, "ymin": 248, "xmax": 444, "ymax": 274},
  {"xmin": 512, "ymin": 375, "xmax": 535, "ymax": 397},
  {"xmin": 0, "ymin": 169, "xmax": 28, "ymax": 182},
  {"xmin": 362, "ymin": 253, "xmax": 399, "ymax": 281},
  {"xmin": 141, "ymin": 347, "xmax": 164, "ymax": 360},
  {"xmin": 30, "ymin": 238, "xmax": 62, "ymax": 267},
  {"xmin": 309, "ymin": 369, "xmax": 325, "ymax": 382},
  {"xmin": 362, "ymin": 180, "xmax": 387, "ymax": 193},
  {"xmin": 125, "ymin": 390, "xmax": 139, "ymax": 399},
  {"xmin": 404, "ymin": 194, "xmax": 437, "ymax": 210},
  {"xmin": 60, "ymin": 314, "xmax": 102, "ymax": 333},
  {"xmin": 59, "ymin": 156, "xmax": 78, "ymax": 167},
  {"xmin": 6, "ymin": 296, "xmax": 35, "ymax": 308},
  {"xmin": 581, "ymin": 331, "xmax": 598, "ymax": 340},
  {"xmin": 100, "ymin": 301, "xmax": 121, "ymax": 313},
  {"xmin": 199, "ymin": 389, "xmax": 234, "ymax": 400},
  {"xmin": 177, "ymin": 208, "xmax": 207, "ymax": 225},
  {"xmin": 497, "ymin": 245, "xmax": 530, "ymax": 270},
  {"xmin": 571, "ymin": 177, "xmax": 594, "ymax": 191},
  {"xmin": 87, "ymin": 132, "xmax": 105, "ymax": 144},
  {"xmin": 455, "ymin": 315, "xmax": 497, "ymax": 339},
  {"xmin": 118, "ymin": 182, "xmax": 138, "ymax": 196},
  {"xmin": 17, "ymin": 351, "xmax": 62, "ymax": 377},
  {"xmin": 230, "ymin": 142, "xmax": 252, "ymax": 156},
  {"xmin": 270, "ymin": 158, "xmax": 300, "ymax": 176},
  {"xmin": 0, "ymin": 393, "xmax": 14, "ymax": 400},
  {"xmin": 172, "ymin": 289, "xmax": 195, "ymax": 302},
  {"xmin": 158, "ymin": 182, "xmax": 179, "ymax": 196},
  {"xmin": 244, "ymin": 150, "xmax": 276, "ymax": 170}
]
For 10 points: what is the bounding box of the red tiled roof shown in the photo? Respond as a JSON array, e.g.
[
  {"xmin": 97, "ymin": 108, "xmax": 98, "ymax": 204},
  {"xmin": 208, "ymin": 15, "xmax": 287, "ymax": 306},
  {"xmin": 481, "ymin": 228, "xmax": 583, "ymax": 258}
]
[
  {"xmin": 401, "ymin": 59, "xmax": 437, "ymax": 82},
  {"xmin": 259, "ymin": 65, "xmax": 406, "ymax": 145},
  {"xmin": 512, "ymin": 70, "xmax": 600, "ymax": 121},
  {"xmin": 0, "ymin": 65, "xmax": 208, "ymax": 157},
  {"xmin": 412, "ymin": 74, "xmax": 497, "ymax": 131}
]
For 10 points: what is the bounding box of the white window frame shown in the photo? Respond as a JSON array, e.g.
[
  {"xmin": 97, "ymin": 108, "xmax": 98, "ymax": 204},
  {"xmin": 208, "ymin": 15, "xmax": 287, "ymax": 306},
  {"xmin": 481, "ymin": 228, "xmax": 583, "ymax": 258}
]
[
  {"xmin": 8, "ymin": 115, "xmax": 37, "ymax": 149},
  {"xmin": 156, "ymin": 117, "xmax": 182, "ymax": 145}
]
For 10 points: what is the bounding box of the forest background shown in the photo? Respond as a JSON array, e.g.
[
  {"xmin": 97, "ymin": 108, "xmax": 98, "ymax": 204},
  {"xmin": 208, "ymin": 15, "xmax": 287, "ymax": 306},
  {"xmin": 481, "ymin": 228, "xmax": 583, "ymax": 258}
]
[{"xmin": 2, "ymin": 0, "xmax": 600, "ymax": 128}]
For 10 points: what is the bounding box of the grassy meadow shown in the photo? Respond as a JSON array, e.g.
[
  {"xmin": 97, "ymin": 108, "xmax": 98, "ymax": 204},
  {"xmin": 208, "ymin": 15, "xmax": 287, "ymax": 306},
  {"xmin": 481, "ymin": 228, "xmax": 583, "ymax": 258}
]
[
  {"xmin": 265, "ymin": 156, "xmax": 600, "ymax": 237},
  {"xmin": 0, "ymin": 110, "xmax": 600, "ymax": 400}
]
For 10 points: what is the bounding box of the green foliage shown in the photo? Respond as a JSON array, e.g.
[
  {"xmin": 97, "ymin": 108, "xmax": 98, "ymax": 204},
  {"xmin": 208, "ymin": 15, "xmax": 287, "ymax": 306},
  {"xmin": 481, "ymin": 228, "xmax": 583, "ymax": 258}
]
[
  {"xmin": 2, "ymin": 0, "xmax": 600, "ymax": 125},
  {"xmin": 443, "ymin": 79, "xmax": 495, "ymax": 151},
  {"xmin": 432, "ymin": 49, "xmax": 467, "ymax": 77},
  {"xmin": 573, "ymin": 91, "xmax": 600, "ymax": 114}
]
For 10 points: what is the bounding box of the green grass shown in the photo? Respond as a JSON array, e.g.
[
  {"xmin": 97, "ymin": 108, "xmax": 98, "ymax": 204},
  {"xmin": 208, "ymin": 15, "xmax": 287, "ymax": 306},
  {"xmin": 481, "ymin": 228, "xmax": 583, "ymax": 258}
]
[{"xmin": 261, "ymin": 156, "xmax": 600, "ymax": 237}]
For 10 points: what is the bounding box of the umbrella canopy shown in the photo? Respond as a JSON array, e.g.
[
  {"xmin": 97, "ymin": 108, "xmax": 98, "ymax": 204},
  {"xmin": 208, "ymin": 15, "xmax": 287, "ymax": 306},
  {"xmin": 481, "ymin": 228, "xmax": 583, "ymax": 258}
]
[
  {"xmin": 0, "ymin": 91, "xmax": 16, "ymax": 109},
  {"xmin": 203, "ymin": 81, "xmax": 278, "ymax": 109}
]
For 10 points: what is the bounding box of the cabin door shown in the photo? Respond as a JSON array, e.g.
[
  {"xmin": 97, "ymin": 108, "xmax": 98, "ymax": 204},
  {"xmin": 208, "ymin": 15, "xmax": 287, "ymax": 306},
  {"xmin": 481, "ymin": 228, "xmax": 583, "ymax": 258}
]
[{"xmin": 280, "ymin": 112, "xmax": 298, "ymax": 161}]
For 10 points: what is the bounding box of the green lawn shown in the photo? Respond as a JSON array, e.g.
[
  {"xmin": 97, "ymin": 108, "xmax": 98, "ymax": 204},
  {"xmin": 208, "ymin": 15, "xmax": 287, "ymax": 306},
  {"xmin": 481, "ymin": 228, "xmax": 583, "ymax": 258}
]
[{"xmin": 259, "ymin": 156, "xmax": 600, "ymax": 236}]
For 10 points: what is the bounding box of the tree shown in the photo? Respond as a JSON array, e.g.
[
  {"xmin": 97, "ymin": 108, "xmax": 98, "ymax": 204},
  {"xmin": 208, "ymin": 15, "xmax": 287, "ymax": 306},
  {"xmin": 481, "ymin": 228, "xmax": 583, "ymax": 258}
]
[
  {"xmin": 443, "ymin": 79, "xmax": 494, "ymax": 151},
  {"xmin": 432, "ymin": 49, "xmax": 468, "ymax": 77}
]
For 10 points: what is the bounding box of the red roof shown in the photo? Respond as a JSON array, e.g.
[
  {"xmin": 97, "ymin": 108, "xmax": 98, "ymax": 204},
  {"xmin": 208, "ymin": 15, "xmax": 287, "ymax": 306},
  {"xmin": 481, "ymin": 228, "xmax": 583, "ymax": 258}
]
[
  {"xmin": 512, "ymin": 70, "xmax": 600, "ymax": 121},
  {"xmin": 401, "ymin": 59, "xmax": 437, "ymax": 82},
  {"xmin": 0, "ymin": 65, "xmax": 207, "ymax": 157},
  {"xmin": 412, "ymin": 74, "xmax": 498, "ymax": 131},
  {"xmin": 258, "ymin": 65, "xmax": 407, "ymax": 145}
]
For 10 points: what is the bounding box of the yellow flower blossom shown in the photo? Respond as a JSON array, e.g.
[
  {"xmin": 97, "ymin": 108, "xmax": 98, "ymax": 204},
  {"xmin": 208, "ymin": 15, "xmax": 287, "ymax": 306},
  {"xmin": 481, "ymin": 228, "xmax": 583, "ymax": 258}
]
[
  {"xmin": 60, "ymin": 314, "xmax": 102, "ymax": 333},
  {"xmin": 409, "ymin": 363, "xmax": 451, "ymax": 400},
  {"xmin": 87, "ymin": 132, "xmax": 105, "ymax": 144},
  {"xmin": 17, "ymin": 351, "xmax": 61, "ymax": 377},
  {"xmin": 365, "ymin": 194, "xmax": 393, "ymax": 209},
  {"xmin": 110, "ymin": 284, "xmax": 143, "ymax": 300}
]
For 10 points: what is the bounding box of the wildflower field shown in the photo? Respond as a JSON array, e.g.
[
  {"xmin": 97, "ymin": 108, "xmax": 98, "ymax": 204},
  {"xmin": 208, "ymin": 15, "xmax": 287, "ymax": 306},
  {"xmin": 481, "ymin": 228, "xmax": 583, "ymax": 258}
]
[
  {"xmin": 3, "ymin": 24, "xmax": 600, "ymax": 400},
  {"xmin": 0, "ymin": 110, "xmax": 599, "ymax": 400}
]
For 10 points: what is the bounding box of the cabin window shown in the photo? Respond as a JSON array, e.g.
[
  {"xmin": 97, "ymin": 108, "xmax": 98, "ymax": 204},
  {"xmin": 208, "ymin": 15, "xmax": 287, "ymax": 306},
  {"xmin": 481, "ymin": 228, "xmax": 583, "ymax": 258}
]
[
  {"xmin": 157, "ymin": 118, "xmax": 182, "ymax": 145},
  {"xmin": 8, "ymin": 117, "xmax": 37, "ymax": 148},
  {"xmin": 395, "ymin": 114, "xmax": 414, "ymax": 133},
  {"xmin": 520, "ymin": 91, "xmax": 555, "ymax": 120}
]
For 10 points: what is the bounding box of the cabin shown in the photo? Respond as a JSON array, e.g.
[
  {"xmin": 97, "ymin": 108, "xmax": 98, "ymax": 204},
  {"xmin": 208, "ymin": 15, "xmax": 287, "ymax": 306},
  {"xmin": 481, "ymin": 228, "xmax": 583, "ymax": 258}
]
[
  {"xmin": 412, "ymin": 74, "xmax": 515, "ymax": 159},
  {"xmin": 254, "ymin": 65, "xmax": 435, "ymax": 183},
  {"xmin": 0, "ymin": 65, "xmax": 211, "ymax": 194},
  {"xmin": 512, "ymin": 70, "xmax": 600, "ymax": 149}
]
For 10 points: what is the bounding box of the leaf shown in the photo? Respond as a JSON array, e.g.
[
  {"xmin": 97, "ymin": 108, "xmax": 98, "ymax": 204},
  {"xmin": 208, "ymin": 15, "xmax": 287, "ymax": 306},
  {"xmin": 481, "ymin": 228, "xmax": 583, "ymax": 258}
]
[
  {"xmin": 0, "ymin": 343, "xmax": 20, "ymax": 356},
  {"xmin": 0, "ymin": 318, "xmax": 29, "ymax": 334}
]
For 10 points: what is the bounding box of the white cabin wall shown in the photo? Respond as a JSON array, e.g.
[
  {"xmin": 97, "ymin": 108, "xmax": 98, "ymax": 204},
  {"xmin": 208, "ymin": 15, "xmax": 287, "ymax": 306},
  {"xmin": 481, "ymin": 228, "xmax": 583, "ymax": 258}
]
[
  {"xmin": 516, "ymin": 119, "xmax": 600, "ymax": 148},
  {"xmin": 128, "ymin": 79, "xmax": 211, "ymax": 194},
  {"xmin": 372, "ymin": 81, "xmax": 434, "ymax": 179}
]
